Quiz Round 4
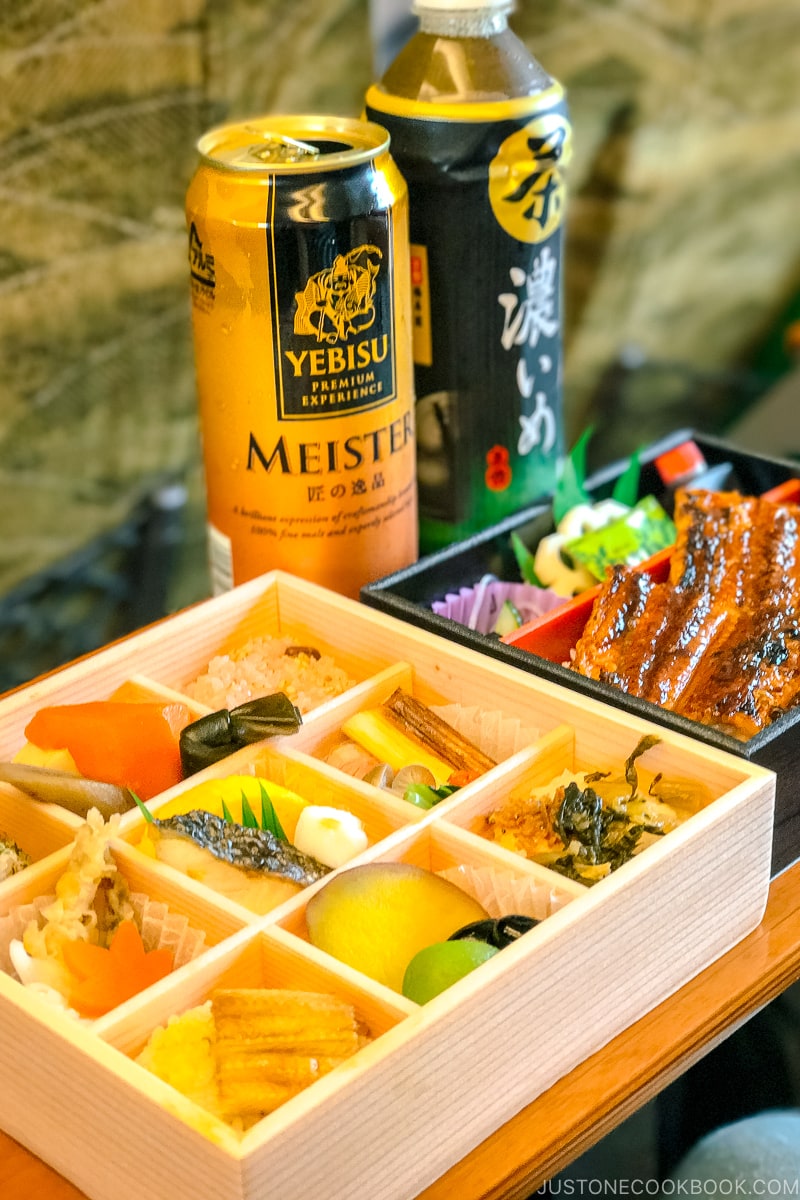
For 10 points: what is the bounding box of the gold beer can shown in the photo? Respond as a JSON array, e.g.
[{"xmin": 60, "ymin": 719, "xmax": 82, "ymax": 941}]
[{"xmin": 186, "ymin": 115, "xmax": 418, "ymax": 598}]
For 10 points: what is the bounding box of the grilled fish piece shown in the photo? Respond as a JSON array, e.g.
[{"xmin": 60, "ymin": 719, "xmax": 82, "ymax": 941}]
[
  {"xmin": 146, "ymin": 810, "xmax": 330, "ymax": 913},
  {"xmin": 153, "ymin": 810, "xmax": 329, "ymax": 884},
  {"xmin": 672, "ymin": 492, "xmax": 800, "ymax": 732},
  {"xmin": 571, "ymin": 565, "xmax": 654, "ymax": 684},
  {"xmin": 573, "ymin": 487, "xmax": 800, "ymax": 738},
  {"xmin": 633, "ymin": 490, "xmax": 759, "ymax": 709}
]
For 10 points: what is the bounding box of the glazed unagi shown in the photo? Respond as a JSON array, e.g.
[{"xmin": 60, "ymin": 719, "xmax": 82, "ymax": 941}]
[{"xmin": 572, "ymin": 488, "xmax": 800, "ymax": 739}]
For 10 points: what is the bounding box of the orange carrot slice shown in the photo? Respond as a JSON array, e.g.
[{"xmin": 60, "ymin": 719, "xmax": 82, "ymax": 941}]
[
  {"xmin": 64, "ymin": 921, "xmax": 173, "ymax": 1018},
  {"xmin": 24, "ymin": 701, "xmax": 191, "ymax": 800}
]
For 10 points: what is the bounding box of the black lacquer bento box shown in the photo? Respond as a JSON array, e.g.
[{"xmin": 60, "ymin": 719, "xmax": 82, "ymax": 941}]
[{"xmin": 361, "ymin": 430, "xmax": 800, "ymax": 875}]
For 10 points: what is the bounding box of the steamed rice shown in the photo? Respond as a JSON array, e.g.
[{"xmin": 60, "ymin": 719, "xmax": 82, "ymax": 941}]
[{"xmin": 184, "ymin": 636, "xmax": 355, "ymax": 713}]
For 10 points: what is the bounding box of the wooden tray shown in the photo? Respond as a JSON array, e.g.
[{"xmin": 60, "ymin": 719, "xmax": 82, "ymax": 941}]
[{"xmin": 0, "ymin": 572, "xmax": 775, "ymax": 1200}]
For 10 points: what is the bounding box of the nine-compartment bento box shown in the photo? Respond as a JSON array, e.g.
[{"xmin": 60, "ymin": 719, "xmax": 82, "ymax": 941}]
[
  {"xmin": 361, "ymin": 430, "xmax": 800, "ymax": 876},
  {"xmin": 0, "ymin": 571, "xmax": 775, "ymax": 1200}
]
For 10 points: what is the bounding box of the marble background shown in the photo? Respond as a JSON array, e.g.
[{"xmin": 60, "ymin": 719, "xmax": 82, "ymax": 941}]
[{"xmin": 1, "ymin": 0, "xmax": 798, "ymax": 610}]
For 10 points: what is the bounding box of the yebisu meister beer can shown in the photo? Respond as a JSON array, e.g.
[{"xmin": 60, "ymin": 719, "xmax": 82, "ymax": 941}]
[{"xmin": 186, "ymin": 115, "xmax": 418, "ymax": 598}]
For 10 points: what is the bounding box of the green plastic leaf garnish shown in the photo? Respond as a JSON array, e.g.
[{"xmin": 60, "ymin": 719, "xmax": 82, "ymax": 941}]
[
  {"xmin": 131, "ymin": 792, "xmax": 154, "ymax": 823},
  {"xmin": 259, "ymin": 781, "xmax": 287, "ymax": 842},
  {"xmin": 612, "ymin": 447, "xmax": 642, "ymax": 507},
  {"xmin": 241, "ymin": 792, "xmax": 259, "ymax": 828},
  {"xmin": 216, "ymin": 784, "xmax": 288, "ymax": 839},
  {"xmin": 553, "ymin": 426, "xmax": 593, "ymax": 525},
  {"xmin": 511, "ymin": 531, "xmax": 544, "ymax": 587}
]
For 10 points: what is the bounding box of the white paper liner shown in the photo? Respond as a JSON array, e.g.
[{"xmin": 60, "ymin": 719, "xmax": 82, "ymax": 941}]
[
  {"xmin": 431, "ymin": 575, "xmax": 564, "ymax": 635},
  {"xmin": 438, "ymin": 864, "xmax": 570, "ymax": 922},
  {"xmin": 129, "ymin": 893, "xmax": 207, "ymax": 969},
  {"xmin": 430, "ymin": 704, "xmax": 538, "ymax": 761}
]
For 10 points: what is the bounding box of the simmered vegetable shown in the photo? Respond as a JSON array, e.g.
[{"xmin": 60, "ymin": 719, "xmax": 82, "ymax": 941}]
[
  {"xmin": 63, "ymin": 919, "xmax": 173, "ymax": 1018},
  {"xmin": 24, "ymin": 701, "xmax": 191, "ymax": 800}
]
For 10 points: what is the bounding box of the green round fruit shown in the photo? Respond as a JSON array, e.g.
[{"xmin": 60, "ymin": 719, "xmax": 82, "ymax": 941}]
[{"xmin": 401, "ymin": 939, "xmax": 500, "ymax": 1004}]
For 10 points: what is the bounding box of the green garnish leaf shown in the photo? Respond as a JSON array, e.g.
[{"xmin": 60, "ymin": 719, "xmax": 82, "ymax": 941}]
[
  {"xmin": 131, "ymin": 792, "xmax": 154, "ymax": 823},
  {"xmin": 241, "ymin": 792, "xmax": 258, "ymax": 828},
  {"xmin": 511, "ymin": 531, "xmax": 544, "ymax": 587},
  {"xmin": 221, "ymin": 799, "xmax": 235, "ymax": 824},
  {"xmin": 553, "ymin": 426, "xmax": 593, "ymax": 525},
  {"xmin": 612, "ymin": 447, "xmax": 642, "ymax": 507},
  {"xmin": 259, "ymin": 781, "xmax": 287, "ymax": 842}
]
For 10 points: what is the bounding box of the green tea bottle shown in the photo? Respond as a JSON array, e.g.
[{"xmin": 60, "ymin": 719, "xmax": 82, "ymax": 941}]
[{"xmin": 366, "ymin": 0, "xmax": 571, "ymax": 553}]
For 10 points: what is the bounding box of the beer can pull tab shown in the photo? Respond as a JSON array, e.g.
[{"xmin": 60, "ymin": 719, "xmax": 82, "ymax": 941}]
[{"xmin": 243, "ymin": 129, "xmax": 321, "ymax": 164}]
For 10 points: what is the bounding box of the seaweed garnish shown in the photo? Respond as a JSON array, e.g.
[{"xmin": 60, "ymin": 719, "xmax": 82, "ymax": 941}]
[
  {"xmin": 624, "ymin": 734, "xmax": 661, "ymax": 798},
  {"xmin": 553, "ymin": 781, "xmax": 639, "ymax": 867},
  {"xmin": 550, "ymin": 739, "xmax": 664, "ymax": 884},
  {"xmin": 180, "ymin": 693, "xmax": 302, "ymax": 776},
  {"xmin": 553, "ymin": 825, "xmax": 644, "ymax": 883},
  {"xmin": 484, "ymin": 736, "xmax": 675, "ymax": 888}
]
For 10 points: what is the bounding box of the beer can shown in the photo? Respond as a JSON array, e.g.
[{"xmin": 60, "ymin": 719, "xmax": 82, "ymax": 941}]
[{"xmin": 186, "ymin": 115, "xmax": 418, "ymax": 598}]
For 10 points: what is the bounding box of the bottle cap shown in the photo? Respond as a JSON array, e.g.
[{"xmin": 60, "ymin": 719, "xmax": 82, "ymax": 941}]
[
  {"xmin": 654, "ymin": 440, "xmax": 708, "ymax": 487},
  {"xmin": 414, "ymin": 0, "xmax": 512, "ymax": 10}
]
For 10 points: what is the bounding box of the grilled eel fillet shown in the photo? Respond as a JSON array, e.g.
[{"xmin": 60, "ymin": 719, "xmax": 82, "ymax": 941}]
[
  {"xmin": 211, "ymin": 989, "xmax": 368, "ymax": 1117},
  {"xmin": 572, "ymin": 488, "xmax": 800, "ymax": 738}
]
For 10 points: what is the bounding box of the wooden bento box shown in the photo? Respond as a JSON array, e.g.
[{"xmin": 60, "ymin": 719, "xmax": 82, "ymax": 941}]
[{"xmin": 0, "ymin": 572, "xmax": 775, "ymax": 1200}]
